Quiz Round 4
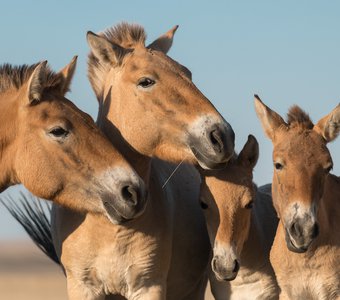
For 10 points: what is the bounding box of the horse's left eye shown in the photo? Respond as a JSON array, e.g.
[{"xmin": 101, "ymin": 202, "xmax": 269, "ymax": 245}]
[
  {"xmin": 245, "ymin": 200, "xmax": 254, "ymax": 209},
  {"xmin": 200, "ymin": 200, "xmax": 208, "ymax": 210},
  {"xmin": 138, "ymin": 77, "xmax": 155, "ymax": 88},
  {"xmin": 49, "ymin": 127, "xmax": 69, "ymax": 138},
  {"xmin": 324, "ymin": 164, "xmax": 333, "ymax": 174}
]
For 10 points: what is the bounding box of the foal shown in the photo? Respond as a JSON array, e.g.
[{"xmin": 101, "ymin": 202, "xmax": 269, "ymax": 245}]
[
  {"xmin": 200, "ymin": 135, "xmax": 279, "ymax": 300},
  {"xmin": 50, "ymin": 23, "xmax": 235, "ymax": 300},
  {"xmin": 0, "ymin": 57, "xmax": 146, "ymax": 221},
  {"xmin": 255, "ymin": 95, "xmax": 340, "ymax": 299}
]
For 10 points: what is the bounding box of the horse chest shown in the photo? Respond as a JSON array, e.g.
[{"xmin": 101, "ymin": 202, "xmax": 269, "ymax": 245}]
[{"xmin": 272, "ymin": 227, "xmax": 340, "ymax": 300}]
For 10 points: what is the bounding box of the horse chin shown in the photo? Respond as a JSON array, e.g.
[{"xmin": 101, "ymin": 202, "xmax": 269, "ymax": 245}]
[
  {"xmin": 214, "ymin": 271, "xmax": 238, "ymax": 282},
  {"xmin": 103, "ymin": 201, "xmax": 131, "ymax": 225},
  {"xmin": 190, "ymin": 146, "xmax": 229, "ymax": 170}
]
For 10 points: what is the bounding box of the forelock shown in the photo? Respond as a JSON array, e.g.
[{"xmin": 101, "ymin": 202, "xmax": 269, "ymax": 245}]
[{"xmin": 287, "ymin": 105, "xmax": 314, "ymax": 129}]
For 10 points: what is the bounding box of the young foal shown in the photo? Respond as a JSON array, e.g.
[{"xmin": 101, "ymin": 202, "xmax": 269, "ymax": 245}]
[
  {"xmin": 200, "ymin": 135, "xmax": 279, "ymax": 300},
  {"xmin": 255, "ymin": 96, "xmax": 340, "ymax": 299},
  {"xmin": 0, "ymin": 57, "xmax": 146, "ymax": 222},
  {"xmin": 51, "ymin": 23, "xmax": 235, "ymax": 300}
]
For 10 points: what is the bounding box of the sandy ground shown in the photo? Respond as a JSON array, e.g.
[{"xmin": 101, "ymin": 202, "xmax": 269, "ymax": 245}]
[
  {"xmin": 0, "ymin": 240, "xmax": 67, "ymax": 300},
  {"xmin": 0, "ymin": 240, "xmax": 215, "ymax": 300}
]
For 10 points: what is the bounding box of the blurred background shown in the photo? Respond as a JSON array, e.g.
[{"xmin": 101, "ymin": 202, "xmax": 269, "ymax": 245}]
[{"xmin": 1, "ymin": 1, "xmax": 340, "ymax": 299}]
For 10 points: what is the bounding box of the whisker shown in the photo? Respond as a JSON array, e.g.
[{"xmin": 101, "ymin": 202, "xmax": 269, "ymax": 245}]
[{"xmin": 162, "ymin": 154, "xmax": 189, "ymax": 189}]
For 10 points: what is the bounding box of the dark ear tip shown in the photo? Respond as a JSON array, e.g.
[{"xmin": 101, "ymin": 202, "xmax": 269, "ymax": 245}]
[
  {"xmin": 39, "ymin": 60, "xmax": 48, "ymax": 67},
  {"xmin": 254, "ymin": 94, "xmax": 260, "ymax": 101},
  {"xmin": 86, "ymin": 31, "xmax": 97, "ymax": 39}
]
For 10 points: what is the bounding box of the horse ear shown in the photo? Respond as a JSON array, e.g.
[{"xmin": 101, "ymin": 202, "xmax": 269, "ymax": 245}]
[
  {"xmin": 27, "ymin": 61, "xmax": 47, "ymax": 104},
  {"xmin": 147, "ymin": 25, "xmax": 178, "ymax": 54},
  {"xmin": 55, "ymin": 56, "xmax": 77, "ymax": 96},
  {"xmin": 87, "ymin": 31, "xmax": 129, "ymax": 66},
  {"xmin": 314, "ymin": 103, "xmax": 340, "ymax": 143},
  {"xmin": 254, "ymin": 94, "xmax": 287, "ymax": 140},
  {"xmin": 238, "ymin": 135, "xmax": 259, "ymax": 170}
]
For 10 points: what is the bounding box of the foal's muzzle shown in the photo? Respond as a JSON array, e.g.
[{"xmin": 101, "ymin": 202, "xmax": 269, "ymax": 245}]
[
  {"xmin": 284, "ymin": 217, "xmax": 319, "ymax": 253},
  {"xmin": 212, "ymin": 255, "xmax": 240, "ymax": 281}
]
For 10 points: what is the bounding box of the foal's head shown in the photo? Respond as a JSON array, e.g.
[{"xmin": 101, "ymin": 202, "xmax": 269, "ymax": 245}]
[
  {"xmin": 200, "ymin": 135, "xmax": 258, "ymax": 281},
  {"xmin": 87, "ymin": 23, "xmax": 235, "ymax": 169},
  {"xmin": 0, "ymin": 58, "xmax": 146, "ymax": 223},
  {"xmin": 255, "ymin": 95, "xmax": 340, "ymax": 252}
]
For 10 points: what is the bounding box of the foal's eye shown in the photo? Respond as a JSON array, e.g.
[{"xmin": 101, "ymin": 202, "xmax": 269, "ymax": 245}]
[
  {"xmin": 274, "ymin": 162, "xmax": 284, "ymax": 170},
  {"xmin": 138, "ymin": 77, "xmax": 155, "ymax": 88},
  {"xmin": 200, "ymin": 200, "xmax": 208, "ymax": 210},
  {"xmin": 245, "ymin": 200, "xmax": 254, "ymax": 209},
  {"xmin": 324, "ymin": 165, "xmax": 333, "ymax": 174},
  {"xmin": 49, "ymin": 127, "xmax": 69, "ymax": 138}
]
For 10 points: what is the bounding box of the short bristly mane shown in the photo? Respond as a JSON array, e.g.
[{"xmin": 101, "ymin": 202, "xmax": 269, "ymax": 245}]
[
  {"xmin": 0, "ymin": 63, "xmax": 63, "ymax": 94},
  {"xmin": 287, "ymin": 105, "xmax": 314, "ymax": 129},
  {"xmin": 103, "ymin": 22, "xmax": 146, "ymax": 49},
  {"xmin": 88, "ymin": 22, "xmax": 147, "ymax": 101}
]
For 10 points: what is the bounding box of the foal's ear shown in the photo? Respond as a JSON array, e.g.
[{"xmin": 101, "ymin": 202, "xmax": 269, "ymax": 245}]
[
  {"xmin": 314, "ymin": 103, "xmax": 340, "ymax": 143},
  {"xmin": 55, "ymin": 56, "xmax": 77, "ymax": 96},
  {"xmin": 254, "ymin": 95, "xmax": 287, "ymax": 140},
  {"xmin": 147, "ymin": 25, "xmax": 179, "ymax": 54},
  {"xmin": 87, "ymin": 31, "xmax": 129, "ymax": 66},
  {"xmin": 238, "ymin": 135, "xmax": 259, "ymax": 170},
  {"xmin": 27, "ymin": 61, "xmax": 48, "ymax": 104}
]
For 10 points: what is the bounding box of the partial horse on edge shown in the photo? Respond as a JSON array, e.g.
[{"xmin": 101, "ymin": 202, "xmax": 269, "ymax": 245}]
[{"xmin": 255, "ymin": 96, "xmax": 340, "ymax": 300}]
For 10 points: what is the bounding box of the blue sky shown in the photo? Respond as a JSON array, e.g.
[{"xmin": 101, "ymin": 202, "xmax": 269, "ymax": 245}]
[{"xmin": 1, "ymin": 1, "xmax": 340, "ymax": 239}]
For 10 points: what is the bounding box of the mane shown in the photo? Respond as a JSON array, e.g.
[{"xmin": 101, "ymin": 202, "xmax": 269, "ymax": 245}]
[
  {"xmin": 287, "ymin": 105, "xmax": 314, "ymax": 129},
  {"xmin": 0, "ymin": 63, "xmax": 63, "ymax": 94},
  {"xmin": 88, "ymin": 22, "xmax": 147, "ymax": 101},
  {"xmin": 102, "ymin": 22, "xmax": 146, "ymax": 49}
]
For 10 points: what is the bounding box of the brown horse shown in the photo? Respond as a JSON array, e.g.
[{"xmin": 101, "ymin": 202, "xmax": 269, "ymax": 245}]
[
  {"xmin": 49, "ymin": 23, "xmax": 235, "ymax": 300},
  {"xmin": 0, "ymin": 57, "xmax": 146, "ymax": 222},
  {"xmin": 255, "ymin": 95, "xmax": 340, "ymax": 299},
  {"xmin": 200, "ymin": 135, "xmax": 279, "ymax": 300}
]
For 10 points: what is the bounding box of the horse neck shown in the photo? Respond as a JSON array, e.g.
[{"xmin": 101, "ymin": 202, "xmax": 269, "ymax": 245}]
[
  {"xmin": 97, "ymin": 115, "xmax": 152, "ymax": 185},
  {"xmin": 318, "ymin": 174, "xmax": 340, "ymax": 234},
  {"xmin": 0, "ymin": 89, "xmax": 20, "ymax": 191}
]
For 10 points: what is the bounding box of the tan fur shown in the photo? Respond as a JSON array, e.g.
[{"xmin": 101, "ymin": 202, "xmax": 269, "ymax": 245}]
[
  {"xmin": 0, "ymin": 58, "xmax": 140, "ymax": 217},
  {"xmin": 51, "ymin": 23, "xmax": 235, "ymax": 299},
  {"xmin": 255, "ymin": 96, "xmax": 340, "ymax": 299},
  {"xmin": 200, "ymin": 137, "xmax": 279, "ymax": 299}
]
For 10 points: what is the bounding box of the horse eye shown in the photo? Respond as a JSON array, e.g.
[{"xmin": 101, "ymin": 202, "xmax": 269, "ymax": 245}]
[
  {"xmin": 325, "ymin": 165, "xmax": 333, "ymax": 174},
  {"xmin": 200, "ymin": 200, "xmax": 208, "ymax": 210},
  {"xmin": 274, "ymin": 162, "xmax": 284, "ymax": 170},
  {"xmin": 245, "ymin": 200, "xmax": 254, "ymax": 209},
  {"xmin": 49, "ymin": 127, "xmax": 69, "ymax": 138},
  {"xmin": 138, "ymin": 77, "xmax": 155, "ymax": 88}
]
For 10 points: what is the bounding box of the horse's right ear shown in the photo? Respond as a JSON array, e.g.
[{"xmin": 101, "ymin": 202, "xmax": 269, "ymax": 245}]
[
  {"xmin": 147, "ymin": 25, "xmax": 179, "ymax": 54},
  {"xmin": 238, "ymin": 135, "xmax": 259, "ymax": 170},
  {"xmin": 27, "ymin": 61, "xmax": 47, "ymax": 104},
  {"xmin": 314, "ymin": 103, "xmax": 340, "ymax": 143},
  {"xmin": 254, "ymin": 95, "xmax": 287, "ymax": 141},
  {"xmin": 87, "ymin": 31, "xmax": 129, "ymax": 66}
]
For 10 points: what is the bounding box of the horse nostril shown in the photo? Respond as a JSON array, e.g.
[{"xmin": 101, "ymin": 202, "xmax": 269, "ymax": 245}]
[
  {"xmin": 290, "ymin": 221, "xmax": 302, "ymax": 238},
  {"xmin": 121, "ymin": 185, "xmax": 139, "ymax": 206},
  {"xmin": 209, "ymin": 129, "xmax": 224, "ymax": 154},
  {"xmin": 233, "ymin": 260, "xmax": 240, "ymax": 273},
  {"xmin": 311, "ymin": 223, "xmax": 319, "ymax": 239},
  {"xmin": 211, "ymin": 257, "xmax": 217, "ymax": 272}
]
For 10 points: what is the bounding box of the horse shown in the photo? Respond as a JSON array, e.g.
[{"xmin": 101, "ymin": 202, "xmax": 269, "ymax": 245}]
[
  {"xmin": 0, "ymin": 57, "xmax": 146, "ymax": 222},
  {"xmin": 200, "ymin": 135, "xmax": 279, "ymax": 300},
  {"xmin": 254, "ymin": 95, "xmax": 340, "ymax": 299},
  {"xmin": 42, "ymin": 22, "xmax": 236, "ymax": 300}
]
